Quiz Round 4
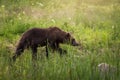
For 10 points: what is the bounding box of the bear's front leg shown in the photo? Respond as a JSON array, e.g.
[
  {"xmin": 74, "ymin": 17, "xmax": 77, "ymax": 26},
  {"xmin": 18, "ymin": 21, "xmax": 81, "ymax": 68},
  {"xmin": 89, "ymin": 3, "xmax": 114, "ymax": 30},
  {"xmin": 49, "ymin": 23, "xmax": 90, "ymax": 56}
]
[
  {"xmin": 49, "ymin": 42, "xmax": 67, "ymax": 55},
  {"xmin": 58, "ymin": 48, "xmax": 67, "ymax": 55}
]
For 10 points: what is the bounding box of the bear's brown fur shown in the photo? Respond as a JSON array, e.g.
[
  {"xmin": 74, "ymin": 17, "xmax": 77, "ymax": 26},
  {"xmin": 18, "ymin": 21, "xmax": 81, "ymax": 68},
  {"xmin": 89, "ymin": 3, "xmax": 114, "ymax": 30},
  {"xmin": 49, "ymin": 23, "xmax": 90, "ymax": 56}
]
[{"xmin": 12, "ymin": 27, "xmax": 79, "ymax": 61}]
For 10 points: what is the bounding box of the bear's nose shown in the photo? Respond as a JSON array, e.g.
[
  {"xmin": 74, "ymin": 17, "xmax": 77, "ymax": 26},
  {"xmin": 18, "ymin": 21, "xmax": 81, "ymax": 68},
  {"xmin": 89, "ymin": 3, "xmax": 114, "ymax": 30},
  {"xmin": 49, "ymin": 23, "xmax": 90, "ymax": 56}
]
[
  {"xmin": 73, "ymin": 43, "xmax": 79, "ymax": 46},
  {"xmin": 72, "ymin": 41, "xmax": 79, "ymax": 46}
]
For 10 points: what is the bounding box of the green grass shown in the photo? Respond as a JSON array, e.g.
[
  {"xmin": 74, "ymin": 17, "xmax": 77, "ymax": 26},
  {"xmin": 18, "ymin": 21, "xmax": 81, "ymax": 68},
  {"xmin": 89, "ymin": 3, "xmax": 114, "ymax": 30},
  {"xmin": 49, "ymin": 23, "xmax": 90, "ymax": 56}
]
[{"xmin": 0, "ymin": 0, "xmax": 120, "ymax": 80}]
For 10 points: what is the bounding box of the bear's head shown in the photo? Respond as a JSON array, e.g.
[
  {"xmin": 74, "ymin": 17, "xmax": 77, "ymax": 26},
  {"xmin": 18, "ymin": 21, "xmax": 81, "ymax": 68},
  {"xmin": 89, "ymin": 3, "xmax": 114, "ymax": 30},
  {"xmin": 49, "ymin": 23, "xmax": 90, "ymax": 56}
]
[{"xmin": 65, "ymin": 33, "xmax": 79, "ymax": 46}]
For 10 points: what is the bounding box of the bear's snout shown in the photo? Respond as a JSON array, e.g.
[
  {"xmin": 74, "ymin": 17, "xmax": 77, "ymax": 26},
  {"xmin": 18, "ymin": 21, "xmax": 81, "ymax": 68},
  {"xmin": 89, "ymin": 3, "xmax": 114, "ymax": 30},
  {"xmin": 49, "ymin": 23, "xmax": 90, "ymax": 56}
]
[{"xmin": 72, "ymin": 39, "xmax": 79, "ymax": 46}]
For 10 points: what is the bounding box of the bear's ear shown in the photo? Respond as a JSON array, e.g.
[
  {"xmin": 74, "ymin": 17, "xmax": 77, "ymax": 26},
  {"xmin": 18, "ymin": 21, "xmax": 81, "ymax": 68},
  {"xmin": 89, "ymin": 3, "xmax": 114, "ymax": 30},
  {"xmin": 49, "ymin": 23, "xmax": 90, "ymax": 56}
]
[{"xmin": 66, "ymin": 33, "xmax": 71, "ymax": 38}]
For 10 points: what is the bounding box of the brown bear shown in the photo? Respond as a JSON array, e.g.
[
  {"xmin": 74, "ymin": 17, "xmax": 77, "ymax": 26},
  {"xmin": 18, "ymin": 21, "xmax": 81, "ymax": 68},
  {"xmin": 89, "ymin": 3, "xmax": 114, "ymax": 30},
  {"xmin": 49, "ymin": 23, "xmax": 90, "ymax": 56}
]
[{"xmin": 12, "ymin": 27, "xmax": 79, "ymax": 61}]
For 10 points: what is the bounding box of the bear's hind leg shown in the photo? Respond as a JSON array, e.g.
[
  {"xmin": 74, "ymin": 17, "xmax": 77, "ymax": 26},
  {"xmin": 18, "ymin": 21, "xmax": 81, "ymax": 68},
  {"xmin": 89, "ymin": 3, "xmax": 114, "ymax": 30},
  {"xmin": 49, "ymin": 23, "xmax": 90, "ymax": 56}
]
[
  {"xmin": 12, "ymin": 48, "xmax": 24, "ymax": 61},
  {"xmin": 46, "ymin": 40, "xmax": 49, "ymax": 58},
  {"xmin": 31, "ymin": 45, "xmax": 38, "ymax": 61}
]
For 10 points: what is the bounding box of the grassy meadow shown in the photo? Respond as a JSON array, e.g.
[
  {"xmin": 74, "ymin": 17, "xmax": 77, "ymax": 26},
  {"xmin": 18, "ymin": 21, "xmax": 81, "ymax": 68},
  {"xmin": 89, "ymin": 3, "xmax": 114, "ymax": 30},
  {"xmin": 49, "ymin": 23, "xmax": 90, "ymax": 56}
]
[{"xmin": 0, "ymin": 0, "xmax": 120, "ymax": 80}]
